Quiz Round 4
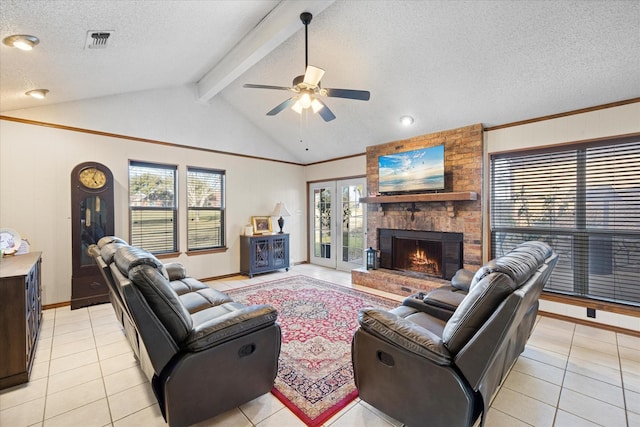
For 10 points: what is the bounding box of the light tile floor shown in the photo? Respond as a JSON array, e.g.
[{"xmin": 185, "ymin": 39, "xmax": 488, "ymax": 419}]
[{"xmin": 1, "ymin": 264, "xmax": 638, "ymax": 426}]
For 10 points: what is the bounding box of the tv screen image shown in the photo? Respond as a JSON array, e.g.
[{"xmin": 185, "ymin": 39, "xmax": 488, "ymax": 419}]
[{"xmin": 378, "ymin": 145, "xmax": 445, "ymax": 194}]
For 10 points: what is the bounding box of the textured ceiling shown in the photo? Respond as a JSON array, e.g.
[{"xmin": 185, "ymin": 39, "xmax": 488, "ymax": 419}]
[{"xmin": 1, "ymin": 0, "xmax": 639, "ymax": 163}]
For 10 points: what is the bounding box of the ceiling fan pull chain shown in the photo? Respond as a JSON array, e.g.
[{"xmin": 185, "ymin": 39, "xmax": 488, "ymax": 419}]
[{"xmin": 305, "ymin": 109, "xmax": 310, "ymax": 151}]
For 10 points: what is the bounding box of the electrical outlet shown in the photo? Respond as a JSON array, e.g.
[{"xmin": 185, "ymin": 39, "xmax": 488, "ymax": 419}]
[{"xmin": 587, "ymin": 308, "xmax": 596, "ymax": 318}]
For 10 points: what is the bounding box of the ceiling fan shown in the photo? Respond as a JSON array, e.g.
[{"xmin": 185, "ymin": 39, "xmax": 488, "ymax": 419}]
[{"xmin": 243, "ymin": 12, "xmax": 370, "ymax": 122}]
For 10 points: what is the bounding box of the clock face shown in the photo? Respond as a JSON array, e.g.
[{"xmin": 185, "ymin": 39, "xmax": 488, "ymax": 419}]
[{"xmin": 79, "ymin": 167, "xmax": 107, "ymax": 189}]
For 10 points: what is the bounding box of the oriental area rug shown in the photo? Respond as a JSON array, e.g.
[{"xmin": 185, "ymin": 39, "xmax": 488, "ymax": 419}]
[{"xmin": 226, "ymin": 275, "xmax": 397, "ymax": 426}]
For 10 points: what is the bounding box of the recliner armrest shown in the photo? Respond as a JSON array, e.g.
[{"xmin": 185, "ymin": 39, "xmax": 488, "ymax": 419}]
[
  {"xmin": 451, "ymin": 268, "xmax": 474, "ymax": 291},
  {"xmin": 164, "ymin": 263, "xmax": 187, "ymax": 281},
  {"xmin": 358, "ymin": 308, "xmax": 452, "ymax": 365},
  {"xmin": 184, "ymin": 305, "xmax": 278, "ymax": 352},
  {"xmin": 402, "ymin": 294, "xmax": 457, "ymax": 321}
]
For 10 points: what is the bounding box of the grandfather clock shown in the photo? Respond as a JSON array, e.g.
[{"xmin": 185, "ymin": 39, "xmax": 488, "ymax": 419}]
[{"xmin": 71, "ymin": 162, "xmax": 114, "ymax": 309}]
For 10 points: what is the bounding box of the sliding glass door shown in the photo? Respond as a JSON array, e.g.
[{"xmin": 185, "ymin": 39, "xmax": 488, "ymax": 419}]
[{"xmin": 309, "ymin": 178, "xmax": 366, "ymax": 271}]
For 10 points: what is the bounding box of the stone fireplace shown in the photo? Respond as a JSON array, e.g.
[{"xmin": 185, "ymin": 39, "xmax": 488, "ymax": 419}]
[
  {"xmin": 378, "ymin": 229, "xmax": 463, "ymax": 280},
  {"xmin": 352, "ymin": 123, "xmax": 483, "ymax": 296}
]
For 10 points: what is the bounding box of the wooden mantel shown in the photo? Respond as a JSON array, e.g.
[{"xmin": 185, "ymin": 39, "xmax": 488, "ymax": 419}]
[{"xmin": 359, "ymin": 191, "xmax": 477, "ymax": 204}]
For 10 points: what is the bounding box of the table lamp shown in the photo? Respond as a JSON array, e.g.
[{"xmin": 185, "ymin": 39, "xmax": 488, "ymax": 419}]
[{"xmin": 272, "ymin": 202, "xmax": 292, "ymax": 234}]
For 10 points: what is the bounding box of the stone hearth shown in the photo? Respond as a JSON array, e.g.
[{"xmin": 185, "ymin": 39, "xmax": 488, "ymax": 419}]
[{"xmin": 352, "ymin": 268, "xmax": 450, "ymax": 297}]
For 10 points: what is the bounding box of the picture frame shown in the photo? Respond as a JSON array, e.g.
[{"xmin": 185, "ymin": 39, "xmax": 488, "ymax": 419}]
[{"xmin": 252, "ymin": 216, "xmax": 272, "ymax": 234}]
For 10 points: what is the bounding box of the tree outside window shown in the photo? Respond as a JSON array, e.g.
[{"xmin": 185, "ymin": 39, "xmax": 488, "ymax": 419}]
[
  {"xmin": 129, "ymin": 161, "xmax": 177, "ymax": 253},
  {"xmin": 187, "ymin": 167, "xmax": 225, "ymax": 251}
]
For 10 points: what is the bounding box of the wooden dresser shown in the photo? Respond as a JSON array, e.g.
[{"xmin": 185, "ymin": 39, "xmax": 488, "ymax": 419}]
[{"xmin": 0, "ymin": 252, "xmax": 42, "ymax": 390}]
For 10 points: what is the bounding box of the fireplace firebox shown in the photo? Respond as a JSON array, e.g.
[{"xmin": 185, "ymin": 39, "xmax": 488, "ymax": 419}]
[{"xmin": 378, "ymin": 229, "xmax": 463, "ymax": 280}]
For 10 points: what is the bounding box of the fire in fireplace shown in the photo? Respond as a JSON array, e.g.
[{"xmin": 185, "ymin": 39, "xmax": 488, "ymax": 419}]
[
  {"xmin": 378, "ymin": 229, "xmax": 463, "ymax": 280},
  {"xmin": 394, "ymin": 238, "xmax": 442, "ymax": 276}
]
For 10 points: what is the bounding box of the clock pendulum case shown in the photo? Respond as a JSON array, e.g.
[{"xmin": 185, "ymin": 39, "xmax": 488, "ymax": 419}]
[{"xmin": 71, "ymin": 162, "xmax": 114, "ymax": 309}]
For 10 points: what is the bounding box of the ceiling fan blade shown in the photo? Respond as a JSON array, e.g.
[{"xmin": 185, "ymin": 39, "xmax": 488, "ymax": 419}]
[
  {"xmin": 243, "ymin": 84, "xmax": 293, "ymax": 91},
  {"xmin": 324, "ymin": 88, "xmax": 371, "ymax": 101},
  {"xmin": 266, "ymin": 97, "xmax": 296, "ymax": 116},
  {"xmin": 315, "ymin": 99, "xmax": 336, "ymax": 122},
  {"xmin": 303, "ymin": 65, "xmax": 325, "ymax": 87}
]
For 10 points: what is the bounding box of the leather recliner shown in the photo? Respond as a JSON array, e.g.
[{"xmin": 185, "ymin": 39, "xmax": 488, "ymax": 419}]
[
  {"xmin": 89, "ymin": 237, "xmax": 281, "ymax": 427},
  {"xmin": 351, "ymin": 241, "xmax": 558, "ymax": 427}
]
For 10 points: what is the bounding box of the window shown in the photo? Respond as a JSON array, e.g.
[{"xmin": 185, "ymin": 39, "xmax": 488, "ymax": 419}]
[
  {"xmin": 187, "ymin": 167, "xmax": 225, "ymax": 251},
  {"xmin": 490, "ymin": 136, "xmax": 640, "ymax": 307},
  {"xmin": 129, "ymin": 161, "xmax": 177, "ymax": 254}
]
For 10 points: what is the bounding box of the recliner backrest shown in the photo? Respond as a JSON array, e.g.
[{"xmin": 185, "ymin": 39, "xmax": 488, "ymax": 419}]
[
  {"xmin": 442, "ymin": 272, "xmax": 516, "ymax": 353},
  {"xmin": 97, "ymin": 236, "xmax": 127, "ymax": 247},
  {"xmin": 114, "ymin": 246, "xmax": 169, "ymax": 279},
  {"xmin": 110, "ymin": 263, "xmax": 180, "ymax": 376},
  {"xmin": 99, "ymin": 241, "xmax": 127, "ymax": 265},
  {"xmin": 128, "ymin": 264, "xmax": 194, "ymax": 344},
  {"xmin": 114, "ymin": 246, "xmax": 193, "ymax": 344},
  {"xmin": 468, "ymin": 241, "xmax": 552, "ymax": 290},
  {"xmin": 442, "ymin": 244, "xmax": 547, "ymax": 354}
]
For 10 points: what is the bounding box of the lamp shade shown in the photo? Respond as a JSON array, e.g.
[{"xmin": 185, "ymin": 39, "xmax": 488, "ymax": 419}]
[{"xmin": 272, "ymin": 202, "xmax": 291, "ymax": 217}]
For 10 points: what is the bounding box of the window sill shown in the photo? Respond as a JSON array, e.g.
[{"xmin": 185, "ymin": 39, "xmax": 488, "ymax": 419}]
[
  {"xmin": 155, "ymin": 252, "xmax": 181, "ymax": 260},
  {"xmin": 186, "ymin": 247, "xmax": 228, "ymax": 256}
]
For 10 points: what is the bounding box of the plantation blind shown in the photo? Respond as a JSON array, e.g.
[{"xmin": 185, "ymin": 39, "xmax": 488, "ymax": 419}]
[
  {"xmin": 490, "ymin": 136, "xmax": 640, "ymax": 306},
  {"xmin": 129, "ymin": 161, "xmax": 178, "ymax": 254}
]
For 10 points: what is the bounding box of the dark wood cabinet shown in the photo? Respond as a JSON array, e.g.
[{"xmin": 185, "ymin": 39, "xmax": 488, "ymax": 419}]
[
  {"xmin": 0, "ymin": 252, "xmax": 42, "ymax": 390},
  {"xmin": 240, "ymin": 234, "xmax": 289, "ymax": 278}
]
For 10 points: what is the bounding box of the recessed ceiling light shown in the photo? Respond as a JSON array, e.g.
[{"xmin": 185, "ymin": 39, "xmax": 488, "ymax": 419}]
[
  {"xmin": 3, "ymin": 34, "xmax": 40, "ymax": 51},
  {"xmin": 26, "ymin": 89, "xmax": 49, "ymax": 99},
  {"xmin": 400, "ymin": 115, "xmax": 414, "ymax": 126}
]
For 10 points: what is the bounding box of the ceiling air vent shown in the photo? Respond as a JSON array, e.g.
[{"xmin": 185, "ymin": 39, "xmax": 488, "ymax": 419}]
[{"xmin": 84, "ymin": 31, "xmax": 114, "ymax": 49}]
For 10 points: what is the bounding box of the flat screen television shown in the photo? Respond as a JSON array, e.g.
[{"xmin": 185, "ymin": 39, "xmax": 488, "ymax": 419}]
[{"xmin": 378, "ymin": 144, "xmax": 445, "ymax": 194}]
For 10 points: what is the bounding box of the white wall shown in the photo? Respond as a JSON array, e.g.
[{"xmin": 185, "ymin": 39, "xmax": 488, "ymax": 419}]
[
  {"xmin": 304, "ymin": 155, "xmax": 366, "ymax": 182},
  {"xmin": 4, "ymin": 85, "xmax": 299, "ymax": 164},
  {"xmin": 484, "ymin": 101, "xmax": 640, "ymax": 331},
  {"xmin": 0, "ymin": 118, "xmax": 306, "ymax": 305}
]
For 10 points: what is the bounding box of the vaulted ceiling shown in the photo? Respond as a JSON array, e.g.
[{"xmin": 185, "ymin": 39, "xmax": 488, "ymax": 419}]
[{"xmin": 2, "ymin": 0, "xmax": 639, "ymax": 163}]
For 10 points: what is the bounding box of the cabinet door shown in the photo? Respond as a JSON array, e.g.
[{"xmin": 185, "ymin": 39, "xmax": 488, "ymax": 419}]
[
  {"xmin": 252, "ymin": 238, "xmax": 271, "ymax": 272},
  {"xmin": 270, "ymin": 236, "xmax": 288, "ymax": 268}
]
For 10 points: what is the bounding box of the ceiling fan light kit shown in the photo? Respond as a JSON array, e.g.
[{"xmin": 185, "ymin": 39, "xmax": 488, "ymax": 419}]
[{"xmin": 243, "ymin": 12, "xmax": 370, "ymax": 122}]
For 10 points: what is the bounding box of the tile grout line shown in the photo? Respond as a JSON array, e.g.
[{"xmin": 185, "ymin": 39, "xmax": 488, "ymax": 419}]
[
  {"xmin": 91, "ymin": 306, "xmax": 116, "ymax": 427},
  {"xmin": 616, "ymin": 332, "xmax": 631, "ymax": 427},
  {"xmin": 552, "ymin": 322, "xmax": 572, "ymax": 427},
  {"xmin": 39, "ymin": 308, "xmax": 56, "ymax": 425}
]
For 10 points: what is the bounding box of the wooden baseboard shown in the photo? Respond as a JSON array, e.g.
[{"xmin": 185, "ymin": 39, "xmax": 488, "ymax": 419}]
[
  {"xmin": 540, "ymin": 292, "xmax": 640, "ymax": 317},
  {"xmin": 43, "ymin": 301, "xmax": 70, "ymax": 310}
]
